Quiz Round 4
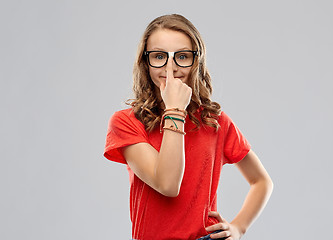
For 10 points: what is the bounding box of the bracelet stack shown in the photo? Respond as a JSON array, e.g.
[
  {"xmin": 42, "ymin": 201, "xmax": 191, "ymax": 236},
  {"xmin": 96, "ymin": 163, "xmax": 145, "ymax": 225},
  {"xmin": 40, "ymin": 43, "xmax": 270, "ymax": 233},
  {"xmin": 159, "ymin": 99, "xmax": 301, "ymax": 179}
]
[{"xmin": 160, "ymin": 108, "xmax": 187, "ymax": 135}]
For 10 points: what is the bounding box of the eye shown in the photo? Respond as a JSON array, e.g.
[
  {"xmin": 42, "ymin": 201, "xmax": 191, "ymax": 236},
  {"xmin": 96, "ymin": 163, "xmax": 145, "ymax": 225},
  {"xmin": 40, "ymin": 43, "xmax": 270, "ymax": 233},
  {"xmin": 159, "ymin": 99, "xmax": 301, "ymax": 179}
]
[
  {"xmin": 156, "ymin": 54, "xmax": 165, "ymax": 60},
  {"xmin": 150, "ymin": 52, "xmax": 167, "ymax": 60},
  {"xmin": 176, "ymin": 52, "xmax": 192, "ymax": 60}
]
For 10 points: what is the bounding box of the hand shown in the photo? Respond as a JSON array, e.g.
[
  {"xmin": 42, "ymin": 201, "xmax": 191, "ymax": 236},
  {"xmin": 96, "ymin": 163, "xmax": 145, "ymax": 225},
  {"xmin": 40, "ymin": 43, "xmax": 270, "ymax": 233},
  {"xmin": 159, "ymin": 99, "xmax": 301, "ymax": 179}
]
[
  {"xmin": 205, "ymin": 211, "xmax": 243, "ymax": 240},
  {"xmin": 159, "ymin": 64, "xmax": 192, "ymax": 110}
]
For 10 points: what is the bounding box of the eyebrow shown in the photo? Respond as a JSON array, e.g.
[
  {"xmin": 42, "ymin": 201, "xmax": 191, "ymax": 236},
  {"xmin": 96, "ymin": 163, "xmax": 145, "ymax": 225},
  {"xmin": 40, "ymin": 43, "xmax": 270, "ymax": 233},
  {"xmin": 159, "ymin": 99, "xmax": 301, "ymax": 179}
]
[{"xmin": 150, "ymin": 47, "xmax": 192, "ymax": 51}]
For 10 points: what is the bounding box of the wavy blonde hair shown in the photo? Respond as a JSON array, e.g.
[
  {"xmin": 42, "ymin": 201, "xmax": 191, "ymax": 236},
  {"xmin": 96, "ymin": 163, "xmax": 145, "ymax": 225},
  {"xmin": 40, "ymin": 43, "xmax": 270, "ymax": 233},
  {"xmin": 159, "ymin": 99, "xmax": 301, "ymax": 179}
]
[{"xmin": 128, "ymin": 14, "xmax": 221, "ymax": 132}]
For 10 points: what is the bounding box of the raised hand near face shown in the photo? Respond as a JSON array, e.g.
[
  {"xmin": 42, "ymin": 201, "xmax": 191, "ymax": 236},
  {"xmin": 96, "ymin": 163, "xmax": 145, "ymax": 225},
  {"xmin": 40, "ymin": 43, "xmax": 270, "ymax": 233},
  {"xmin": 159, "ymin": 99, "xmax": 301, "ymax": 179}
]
[{"xmin": 159, "ymin": 62, "xmax": 192, "ymax": 111}]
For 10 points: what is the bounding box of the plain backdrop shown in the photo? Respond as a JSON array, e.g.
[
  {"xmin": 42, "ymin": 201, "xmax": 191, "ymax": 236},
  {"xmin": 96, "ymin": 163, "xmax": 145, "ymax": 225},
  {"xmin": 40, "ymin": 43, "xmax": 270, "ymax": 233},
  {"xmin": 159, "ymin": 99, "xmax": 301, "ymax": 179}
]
[{"xmin": 1, "ymin": 0, "xmax": 332, "ymax": 239}]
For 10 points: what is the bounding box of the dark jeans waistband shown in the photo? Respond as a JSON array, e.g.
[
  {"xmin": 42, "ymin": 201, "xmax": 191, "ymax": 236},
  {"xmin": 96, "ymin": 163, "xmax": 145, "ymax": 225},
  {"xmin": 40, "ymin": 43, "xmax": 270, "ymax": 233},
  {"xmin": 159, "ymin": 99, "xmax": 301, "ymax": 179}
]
[{"xmin": 196, "ymin": 230, "xmax": 225, "ymax": 240}]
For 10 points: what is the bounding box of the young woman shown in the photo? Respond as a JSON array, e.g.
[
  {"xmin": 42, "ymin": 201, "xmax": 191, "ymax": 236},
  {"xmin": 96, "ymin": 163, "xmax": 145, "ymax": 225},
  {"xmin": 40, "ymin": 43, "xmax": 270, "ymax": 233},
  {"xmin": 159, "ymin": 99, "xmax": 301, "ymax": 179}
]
[{"xmin": 104, "ymin": 14, "xmax": 273, "ymax": 240}]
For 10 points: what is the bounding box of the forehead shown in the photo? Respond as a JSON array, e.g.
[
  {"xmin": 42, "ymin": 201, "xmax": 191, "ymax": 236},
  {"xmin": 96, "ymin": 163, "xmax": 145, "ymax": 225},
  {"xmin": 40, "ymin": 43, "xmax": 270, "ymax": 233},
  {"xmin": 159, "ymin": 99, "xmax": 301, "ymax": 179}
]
[{"xmin": 146, "ymin": 29, "xmax": 192, "ymax": 51}]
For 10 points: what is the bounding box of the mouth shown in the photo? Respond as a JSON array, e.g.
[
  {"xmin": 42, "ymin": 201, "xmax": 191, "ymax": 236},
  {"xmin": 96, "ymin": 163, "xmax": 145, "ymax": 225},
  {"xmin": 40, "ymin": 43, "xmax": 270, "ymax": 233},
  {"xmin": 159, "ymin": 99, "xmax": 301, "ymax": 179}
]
[{"xmin": 160, "ymin": 76, "xmax": 184, "ymax": 79}]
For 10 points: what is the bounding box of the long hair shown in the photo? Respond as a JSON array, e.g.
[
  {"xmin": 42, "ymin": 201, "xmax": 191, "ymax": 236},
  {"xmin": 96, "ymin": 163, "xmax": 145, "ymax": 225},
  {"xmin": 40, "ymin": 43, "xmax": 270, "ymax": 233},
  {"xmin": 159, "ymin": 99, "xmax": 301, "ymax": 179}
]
[{"xmin": 128, "ymin": 14, "xmax": 221, "ymax": 132}]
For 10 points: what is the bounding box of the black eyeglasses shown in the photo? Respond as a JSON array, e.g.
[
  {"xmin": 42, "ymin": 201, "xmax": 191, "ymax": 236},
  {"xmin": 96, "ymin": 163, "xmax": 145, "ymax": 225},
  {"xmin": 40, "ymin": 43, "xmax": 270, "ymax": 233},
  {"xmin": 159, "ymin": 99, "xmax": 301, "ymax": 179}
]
[{"xmin": 144, "ymin": 50, "xmax": 198, "ymax": 68}]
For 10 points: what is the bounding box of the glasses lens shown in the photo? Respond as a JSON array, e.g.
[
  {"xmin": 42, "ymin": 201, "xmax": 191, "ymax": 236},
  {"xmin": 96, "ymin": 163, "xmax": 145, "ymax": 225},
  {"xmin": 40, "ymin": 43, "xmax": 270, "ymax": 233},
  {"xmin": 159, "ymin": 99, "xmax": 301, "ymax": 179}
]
[
  {"xmin": 174, "ymin": 51, "xmax": 194, "ymax": 67},
  {"xmin": 148, "ymin": 52, "xmax": 168, "ymax": 67}
]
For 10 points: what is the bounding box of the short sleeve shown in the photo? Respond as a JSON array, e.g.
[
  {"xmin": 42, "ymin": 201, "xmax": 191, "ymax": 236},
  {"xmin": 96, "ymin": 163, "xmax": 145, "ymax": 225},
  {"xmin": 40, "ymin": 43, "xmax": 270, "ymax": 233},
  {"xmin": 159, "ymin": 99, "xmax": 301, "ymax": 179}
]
[
  {"xmin": 103, "ymin": 109, "xmax": 149, "ymax": 164},
  {"xmin": 221, "ymin": 112, "xmax": 251, "ymax": 165}
]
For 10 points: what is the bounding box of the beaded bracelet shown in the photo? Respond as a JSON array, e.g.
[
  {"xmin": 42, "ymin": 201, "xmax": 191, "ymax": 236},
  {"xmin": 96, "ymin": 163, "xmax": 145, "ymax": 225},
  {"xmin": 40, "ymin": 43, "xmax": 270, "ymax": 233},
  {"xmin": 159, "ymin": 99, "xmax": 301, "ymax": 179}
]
[{"xmin": 163, "ymin": 125, "xmax": 186, "ymax": 135}]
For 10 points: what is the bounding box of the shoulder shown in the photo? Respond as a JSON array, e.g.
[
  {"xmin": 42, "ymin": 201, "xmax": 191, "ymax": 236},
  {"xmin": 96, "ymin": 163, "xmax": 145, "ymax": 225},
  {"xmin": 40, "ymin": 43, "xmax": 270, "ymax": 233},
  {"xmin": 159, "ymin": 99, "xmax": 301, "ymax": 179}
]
[
  {"xmin": 108, "ymin": 108, "xmax": 146, "ymax": 133},
  {"xmin": 110, "ymin": 108, "xmax": 140, "ymax": 124},
  {"xmin": 104, "ymin": 108, "xmax": 149, "ymax": 164},
  {"xmin": 217, "ymin": 111, "xmax": 233, "ymax": 127},
  {"xmin": 196, "ymin": 106, "xmax": 231, "ymax": 125},
  {"xmin": 111, "ymin": 108, "xmax": 134, "ymax": 119}
]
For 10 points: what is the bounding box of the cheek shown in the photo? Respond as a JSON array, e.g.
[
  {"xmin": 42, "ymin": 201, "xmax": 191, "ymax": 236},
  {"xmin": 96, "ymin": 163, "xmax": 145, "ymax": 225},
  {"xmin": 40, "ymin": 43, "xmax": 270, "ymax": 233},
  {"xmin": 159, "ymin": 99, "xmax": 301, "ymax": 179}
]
[
  {"xmin": 149, "ymin": 68, "xmax": 158, "ymax": 80},
  {"xmin": 149, "ymin": 68, "xmax": 163, "ymax": 86},
  {"xmin": 182, "ymin": 68, "xmax": 192, "ymax": 82},
  {"xmin": 184, "ymin": 68, "xmax": 191, "ymax": 76}
]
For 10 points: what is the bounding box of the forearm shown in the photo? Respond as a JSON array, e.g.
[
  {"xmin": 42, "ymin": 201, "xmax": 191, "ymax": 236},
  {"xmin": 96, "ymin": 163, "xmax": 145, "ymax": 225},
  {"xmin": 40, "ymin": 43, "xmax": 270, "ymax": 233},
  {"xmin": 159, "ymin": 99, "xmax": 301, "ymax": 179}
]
[
  {"xmin": 155, "ymin": 117, "xmax": 185, "ymax": 196},
  {"xmin": 231, "ymin": 178, "xmax": 273, "ymax": 235}
]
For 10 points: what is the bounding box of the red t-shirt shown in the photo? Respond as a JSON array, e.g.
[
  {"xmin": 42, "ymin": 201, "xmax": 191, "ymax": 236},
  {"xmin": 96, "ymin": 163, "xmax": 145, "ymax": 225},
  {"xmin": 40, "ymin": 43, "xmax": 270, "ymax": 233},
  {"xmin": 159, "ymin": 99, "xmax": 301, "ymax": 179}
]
[{"xmin": 104, "ymin": 108, "xmax": 251, "ymax": 240}]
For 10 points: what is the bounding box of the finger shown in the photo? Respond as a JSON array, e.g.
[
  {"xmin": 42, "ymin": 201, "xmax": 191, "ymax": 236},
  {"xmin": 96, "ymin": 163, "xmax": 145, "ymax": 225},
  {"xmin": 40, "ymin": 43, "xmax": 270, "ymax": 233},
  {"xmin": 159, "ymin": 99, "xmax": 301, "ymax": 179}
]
[
  {"xmin": 166, "ymin": 63, "xmax": 174, "ymax": 83},
  {"xmin": 208, "ymin": 211, "xmax": 225, "ymax": 223},
  {"xmin": 205, "ymin": 223, "xmax": 229, "ymax": 232},
  {"xmin": 210, "ymin": 230, "xmax": 231, "ymax": 239}
]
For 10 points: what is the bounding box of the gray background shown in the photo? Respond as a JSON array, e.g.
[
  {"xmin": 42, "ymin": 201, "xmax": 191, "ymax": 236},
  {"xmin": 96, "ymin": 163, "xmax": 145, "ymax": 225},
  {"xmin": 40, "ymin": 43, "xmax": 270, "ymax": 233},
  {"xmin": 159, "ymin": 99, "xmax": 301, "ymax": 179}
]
[{"xmin": 1, "ymin": 0, "xmax": 332, "ymax": 239}]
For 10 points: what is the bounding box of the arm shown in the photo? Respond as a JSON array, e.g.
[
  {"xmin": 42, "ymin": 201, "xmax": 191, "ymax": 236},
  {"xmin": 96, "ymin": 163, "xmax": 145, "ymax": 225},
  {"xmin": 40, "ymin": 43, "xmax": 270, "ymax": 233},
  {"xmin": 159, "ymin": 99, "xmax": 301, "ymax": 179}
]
[
  {"xmin": 122, "ymin": 64, "xmax": 192, "ymax": 197},
  {"xmin": 231, "ymin": 150, "xmax": 274, "ymax": 235},
  {"xmin": 122, "ymin": 118, "xmax": 185, "ymax": 197},
  {"xmin": 206, "ymin": 150, "xmax": 273, "ymax": 239}
]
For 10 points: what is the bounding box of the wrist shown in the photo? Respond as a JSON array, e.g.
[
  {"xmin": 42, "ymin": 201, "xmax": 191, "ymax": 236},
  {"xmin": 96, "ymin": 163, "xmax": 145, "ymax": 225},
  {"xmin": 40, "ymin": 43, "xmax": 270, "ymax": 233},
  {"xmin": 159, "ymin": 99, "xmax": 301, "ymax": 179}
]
[
  {"xmin": 230, "ymin": 221, "xmax": 247, "ymax": 237},
  {"xmin": 163, "ymin": 117, "xmax": 185, "ymax": 131},
  {"xmin": 163, "ymin": 108, "xmax": 187, "ymax": 117},
  {"xmin": 160, "ymin": 113, "xmax": 186, "ymax": 135},
  {"xmin": 160, "ymin": 108, "xmax": 187, "ymax": 134},
  {"xmin": 165, "ymin": 106, "xmax": 186, "ymax": 111}
]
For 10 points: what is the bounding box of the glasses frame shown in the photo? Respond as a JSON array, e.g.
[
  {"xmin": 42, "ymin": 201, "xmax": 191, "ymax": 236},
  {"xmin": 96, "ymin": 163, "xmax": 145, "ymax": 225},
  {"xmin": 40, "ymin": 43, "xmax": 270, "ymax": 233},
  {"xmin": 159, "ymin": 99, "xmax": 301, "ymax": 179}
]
[{"xmin": 144, "ymin": 50, "xmax": 198, "ymax": 68}]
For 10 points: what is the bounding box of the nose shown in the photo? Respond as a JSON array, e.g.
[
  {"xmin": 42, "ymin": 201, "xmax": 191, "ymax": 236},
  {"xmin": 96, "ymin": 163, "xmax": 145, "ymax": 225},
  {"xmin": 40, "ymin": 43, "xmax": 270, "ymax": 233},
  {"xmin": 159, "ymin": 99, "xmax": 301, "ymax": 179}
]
[{"xmin": 166, "ymin": 54, "xmax": 178, "ymax": 71}]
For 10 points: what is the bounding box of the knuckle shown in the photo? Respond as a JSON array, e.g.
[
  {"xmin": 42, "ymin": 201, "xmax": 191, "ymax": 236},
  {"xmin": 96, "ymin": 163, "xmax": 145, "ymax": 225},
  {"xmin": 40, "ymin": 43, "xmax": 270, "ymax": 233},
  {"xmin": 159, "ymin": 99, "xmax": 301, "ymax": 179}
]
[
  {"xmin": 223, "ymin": 231, "xmax": 231, "ymax": 237},
  {"xmin": 186, "ymin": 87, "xmax": 192, "ymax": 93},
  {"xmin": 209, "ymin": 226, "xmax": 216, "ymax": 232}
]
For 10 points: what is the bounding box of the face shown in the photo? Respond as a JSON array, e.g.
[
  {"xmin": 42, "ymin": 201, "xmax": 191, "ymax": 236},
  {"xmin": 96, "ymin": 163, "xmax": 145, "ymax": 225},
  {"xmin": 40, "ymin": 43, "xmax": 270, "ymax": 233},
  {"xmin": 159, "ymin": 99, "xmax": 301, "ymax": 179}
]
[{"xmin": 146, "ymin": 29, "xmax": 193, "ymax": 89}]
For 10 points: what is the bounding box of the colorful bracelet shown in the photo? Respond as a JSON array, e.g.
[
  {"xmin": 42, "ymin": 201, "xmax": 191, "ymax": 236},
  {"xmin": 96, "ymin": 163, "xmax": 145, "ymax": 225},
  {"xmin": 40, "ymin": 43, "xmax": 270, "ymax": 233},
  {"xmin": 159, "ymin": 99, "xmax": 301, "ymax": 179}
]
[
  {"xmin": 164, "ymin": 116, "xmax": 185, "ymax": 129},
  {"xmin": 161, "ymin": 112, "xmax": 186, "ymax": 121},
  {"xmin": 160, "ymin": 114, "xmax": 185, "ymax": 133},
  {"xmin": 163, "ymin": 125, "xmax": 186, "ymax": 135}
]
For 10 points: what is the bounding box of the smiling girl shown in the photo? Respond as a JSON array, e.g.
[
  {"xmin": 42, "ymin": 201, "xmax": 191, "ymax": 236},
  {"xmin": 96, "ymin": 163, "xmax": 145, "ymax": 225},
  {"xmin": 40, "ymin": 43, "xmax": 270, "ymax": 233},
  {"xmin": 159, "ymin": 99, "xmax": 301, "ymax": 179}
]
[{"xmin": 104, "ymin": 14, "xmax": 273, "ymax": 240}]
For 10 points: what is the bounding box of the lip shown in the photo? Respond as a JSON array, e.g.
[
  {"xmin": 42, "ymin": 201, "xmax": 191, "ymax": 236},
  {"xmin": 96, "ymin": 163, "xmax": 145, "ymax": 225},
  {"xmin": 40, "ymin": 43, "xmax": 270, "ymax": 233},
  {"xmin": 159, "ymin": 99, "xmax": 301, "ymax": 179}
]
[{"xmin": 160, "ymin": 76, "xmax": 183, "ymax": 79}]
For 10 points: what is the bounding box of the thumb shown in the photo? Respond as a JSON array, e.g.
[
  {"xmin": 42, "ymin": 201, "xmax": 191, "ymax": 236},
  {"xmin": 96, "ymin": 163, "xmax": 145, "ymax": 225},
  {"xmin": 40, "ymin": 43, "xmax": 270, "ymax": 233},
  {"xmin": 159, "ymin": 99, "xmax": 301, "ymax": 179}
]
[{"xmin": 208, "ymin": 211, "xmax": 224, "ymax": 223}]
